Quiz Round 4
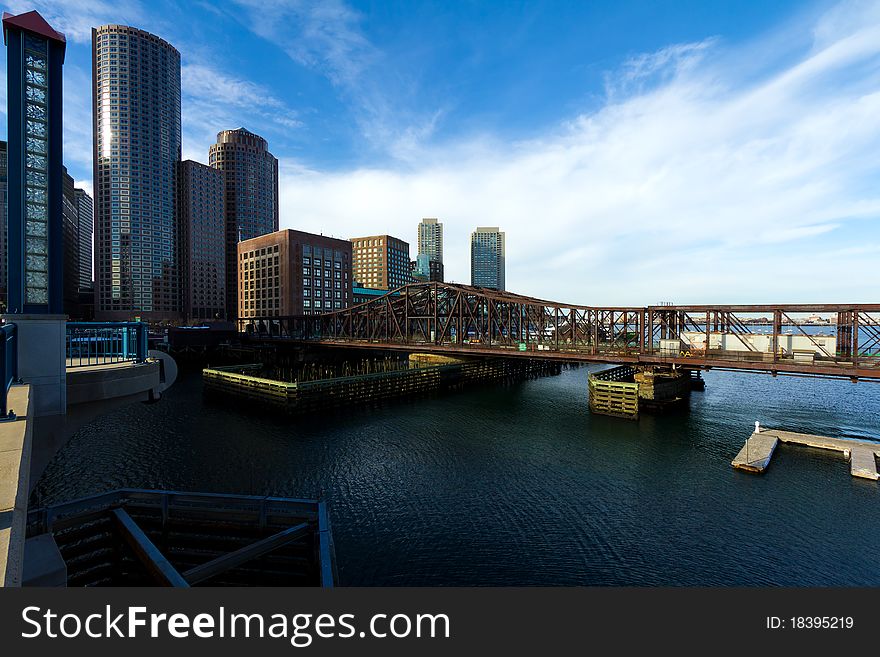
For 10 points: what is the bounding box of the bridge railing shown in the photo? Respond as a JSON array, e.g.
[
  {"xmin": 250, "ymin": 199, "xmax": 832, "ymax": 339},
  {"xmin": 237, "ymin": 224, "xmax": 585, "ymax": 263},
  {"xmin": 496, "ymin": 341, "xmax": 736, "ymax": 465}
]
[
  {"xmin": 0, "ymin": 323, "xmax": 17, "ymax": 419},
  {"xmin": 65, "ymin": 322, "xmax": 148, "ymax": 368}
]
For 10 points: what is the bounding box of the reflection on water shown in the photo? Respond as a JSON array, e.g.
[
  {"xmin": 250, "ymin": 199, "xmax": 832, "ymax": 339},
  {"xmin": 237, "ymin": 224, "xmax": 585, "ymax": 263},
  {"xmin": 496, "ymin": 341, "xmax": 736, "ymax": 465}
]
[{"xmin": 35, "ymin": 365, "xmax": 880, "ymax": 585}]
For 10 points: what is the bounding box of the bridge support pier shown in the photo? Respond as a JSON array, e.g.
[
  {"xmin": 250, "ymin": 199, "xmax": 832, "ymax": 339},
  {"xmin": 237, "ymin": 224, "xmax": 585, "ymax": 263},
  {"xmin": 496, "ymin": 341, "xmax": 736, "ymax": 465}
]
[{"xmin": 588, "ymin": 365, "xmax": 699, "ymax": 420}]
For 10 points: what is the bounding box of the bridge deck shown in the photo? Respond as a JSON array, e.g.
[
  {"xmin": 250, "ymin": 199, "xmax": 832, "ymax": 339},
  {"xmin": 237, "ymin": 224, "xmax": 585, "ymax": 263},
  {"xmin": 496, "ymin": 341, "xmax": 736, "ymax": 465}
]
[
  {"xmin": 732, "ymin": 429, "xmax": 880, "ymax": 480},
  {"xmin": 279, "ymin": 339, "xmax": 880, "ymax": 380}
]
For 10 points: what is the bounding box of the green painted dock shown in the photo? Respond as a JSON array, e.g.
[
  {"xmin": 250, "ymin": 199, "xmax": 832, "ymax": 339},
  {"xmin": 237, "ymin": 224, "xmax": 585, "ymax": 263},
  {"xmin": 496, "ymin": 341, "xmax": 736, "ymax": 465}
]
[{"xmin": 732, "ymin": 429, "xmax": 880, "ymax": 480}]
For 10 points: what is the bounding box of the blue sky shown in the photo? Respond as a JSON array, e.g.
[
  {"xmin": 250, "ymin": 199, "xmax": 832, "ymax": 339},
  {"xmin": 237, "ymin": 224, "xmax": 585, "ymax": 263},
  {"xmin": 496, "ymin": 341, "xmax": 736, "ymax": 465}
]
[{"xmin": 2, "ymin": 0, "xmax": 879, "ymax": 304}]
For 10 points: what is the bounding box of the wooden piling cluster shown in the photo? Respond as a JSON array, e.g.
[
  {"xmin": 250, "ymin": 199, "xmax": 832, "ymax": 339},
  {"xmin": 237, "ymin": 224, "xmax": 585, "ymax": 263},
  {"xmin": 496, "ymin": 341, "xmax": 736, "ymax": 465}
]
[
  {"xmin": 633, "ymin": 367, "xmax": 690, "ymax": 402},
  {"xmin": 588, "ymin": 365, "xmax": 640, "ymax": 419},
  {"xmin": 588, "ymin": 365, "xmax": 699, "ymax": 419},
  {"xmin": 202, "ymin": 354, "xmax": 559, "ymax": 414}
]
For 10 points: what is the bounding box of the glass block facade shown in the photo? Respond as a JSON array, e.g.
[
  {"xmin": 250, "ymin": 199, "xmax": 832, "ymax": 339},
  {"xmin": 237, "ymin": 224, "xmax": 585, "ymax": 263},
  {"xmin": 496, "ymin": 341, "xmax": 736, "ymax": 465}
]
[
  {"xmin": 3, "ymin": 11, "xmax": 66, "ymax": 314},
  {"xmin": 22, "ymin": 32, "xmax": 50, "ymax": 306},
  {"xmin": 208, "ymin": 128, "xmax": 279, "ymax": 321},
  {"xmin": 470, "ymin": 227, "xmax": 506, "ymax": 291},
  {"xmin": 92, "ymin": 25, "xmax": 182, "ymax": 321}
]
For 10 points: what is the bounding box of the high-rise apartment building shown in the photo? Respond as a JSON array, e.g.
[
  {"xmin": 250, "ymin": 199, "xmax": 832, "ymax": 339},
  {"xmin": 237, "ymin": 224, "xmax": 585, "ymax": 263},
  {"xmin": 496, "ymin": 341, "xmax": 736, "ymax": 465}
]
[
  {"xmin": 209, "ymin": 128, "xmax": 279, "ymax": 321},
  {"xmin": 0, "ymin": 141, "xmax": 6, "ymax": 309},
  {"xmin": 4, "ymin": 11, "xmax": 67, "ymax": 314},
  {"xmin": 74, "ymin": 187, "xmax": 93, "ymax": 290},
  {"xmin": 237, "ymin": 229, "xmax": 351, "ymax": 320},
  {"xmin": 59, "ymin": 168, "xmax": 95, "ymax": 318},
  {"xmin": 470, "ymin": 227, "xmax": 505, "ymax": 291},
  {"xmin": 351, "ymin": 235, "xmax": 411, "ymax": 290},
  {"xmin": 92, "ymin": 25, "xmax": 182, "ymax": 321},
  {"xmin": 61, "ymin": 167, "xmax": 80, "ymax": 314},
  {"xmin": 417, "ymin": 217, "xmax": 444, "ymax": 282},
  {"xmin": 418, "ymin": 218, "xmax": 443, "ymax": 262},
  {"xmin": 177, "ymin": 160, "xmax": 225, "ymax": 322}
]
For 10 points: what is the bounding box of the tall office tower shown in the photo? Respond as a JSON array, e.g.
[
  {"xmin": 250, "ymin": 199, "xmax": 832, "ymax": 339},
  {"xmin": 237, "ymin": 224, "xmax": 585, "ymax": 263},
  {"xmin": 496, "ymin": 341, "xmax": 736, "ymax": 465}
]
[
  {"xmin": 0, "ymin": 141, "xmax": 6, "ymax": 309},
  {"xmin": 208, "ymin": 128, "xmax": 279, "ymax": 321},
  {"xmin": 61, "ymin": 166, "xmax": 80, "ymax": 315},
  {"xmin": 237, "ymin": 229, "xmax": 351, "ymax": 320},
  {"xmin": 350, "ymin": 235, "xmax": 411, "ymax": 290},
  {"xmin": 177, "ymin": 160, "xmax": 225, "ymax": 323},
  {"xmin": 412, "ymin": 253, "xmax": 442, "ymax": 283},
  {"xmin": 4, "ymin": 11, "xmax": 66, "ymax": 314},
  {"xmin": 92, "ymin": 25, "xmax": 182, "ymax": 321},
  {"xmin": 74, "ymin": 187, "xmax": 93, "ymax": 289},
  {"xmin": 470, "ymin": 226, "xmax": 506, "ymax": 291},
  {"xmin": 417, "ymin": 217, "xmax": 444, "ymax": 282}
]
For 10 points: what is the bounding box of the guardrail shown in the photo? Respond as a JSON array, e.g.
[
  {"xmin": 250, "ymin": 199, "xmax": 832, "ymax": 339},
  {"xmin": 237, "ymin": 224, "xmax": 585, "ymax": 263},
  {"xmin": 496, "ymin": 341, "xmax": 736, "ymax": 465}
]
[
  {"xmin": 0, "ymin": 323, "xmax": 17, "ymax": 419},
  {"xmin": 66, "ymin": 322, "xmax": 148, "ymax": 368}
]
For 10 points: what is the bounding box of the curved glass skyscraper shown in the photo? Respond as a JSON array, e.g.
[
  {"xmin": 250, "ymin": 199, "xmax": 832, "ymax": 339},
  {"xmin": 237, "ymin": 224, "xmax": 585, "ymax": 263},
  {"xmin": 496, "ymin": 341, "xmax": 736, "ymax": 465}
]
[
  {"xmin": 92, "ymin": 25, "xmax": 181, "ymax": 320},
  {"xmin": 209, "ymin": 128, "xmax": 278, "ymax": 320}
]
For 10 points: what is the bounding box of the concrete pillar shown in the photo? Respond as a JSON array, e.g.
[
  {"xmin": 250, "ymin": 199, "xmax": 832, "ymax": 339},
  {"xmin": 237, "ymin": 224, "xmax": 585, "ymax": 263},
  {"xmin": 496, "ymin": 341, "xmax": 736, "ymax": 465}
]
[{"xmin": 2, "ymin": 314, "xmax": 66, "ymax": 418}]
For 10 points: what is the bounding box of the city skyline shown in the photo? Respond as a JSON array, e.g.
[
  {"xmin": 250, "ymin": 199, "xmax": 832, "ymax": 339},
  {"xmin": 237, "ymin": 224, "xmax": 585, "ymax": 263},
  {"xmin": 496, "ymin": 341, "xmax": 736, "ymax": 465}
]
[{"xmin": 1, "ymin": 0, "xmax": 879, "ymax": 304}]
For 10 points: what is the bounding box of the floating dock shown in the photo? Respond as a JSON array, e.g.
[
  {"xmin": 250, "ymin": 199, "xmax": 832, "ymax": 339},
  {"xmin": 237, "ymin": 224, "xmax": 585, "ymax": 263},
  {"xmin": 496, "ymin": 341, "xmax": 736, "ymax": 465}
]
[{"xmin": 732, "ymin": 429, "xmax": 880, "ymax": 480}]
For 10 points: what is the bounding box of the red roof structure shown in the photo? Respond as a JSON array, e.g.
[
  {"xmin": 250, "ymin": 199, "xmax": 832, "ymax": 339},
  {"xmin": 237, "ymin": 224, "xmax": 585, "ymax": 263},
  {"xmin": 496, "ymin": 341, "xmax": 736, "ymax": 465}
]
[{"xmin": 3, "ymin": 10, "xmax": 66, "ymax": 49}]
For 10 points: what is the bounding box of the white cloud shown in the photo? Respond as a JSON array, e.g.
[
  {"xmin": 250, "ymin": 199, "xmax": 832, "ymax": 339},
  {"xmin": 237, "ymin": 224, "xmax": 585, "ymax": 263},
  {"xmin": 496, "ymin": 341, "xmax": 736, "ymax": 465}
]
[
  {"xmin": 229, "ymin": 0, "xmax": 441, "ymax": 157},
  {"xmin": 3, "ymin": 0, "xmax": 145, "ymax": 43},
  {"xmin": 181, "ymin": 62, "xmax": 302, "ymax": 161},
  {"xmin": 229, "ymin": 0, "xmax": 375, "ymax": 87},
  {"xmin": 275, "ymin": 1, "xmax": 880, "ymax": 305}
]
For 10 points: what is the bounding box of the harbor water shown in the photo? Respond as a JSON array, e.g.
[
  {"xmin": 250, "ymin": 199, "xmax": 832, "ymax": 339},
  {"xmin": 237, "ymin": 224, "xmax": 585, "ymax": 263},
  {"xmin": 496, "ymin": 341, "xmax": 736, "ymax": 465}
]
[{"xmin": 33, "ymin": 365, "xmax": 880, "ymax": 586}]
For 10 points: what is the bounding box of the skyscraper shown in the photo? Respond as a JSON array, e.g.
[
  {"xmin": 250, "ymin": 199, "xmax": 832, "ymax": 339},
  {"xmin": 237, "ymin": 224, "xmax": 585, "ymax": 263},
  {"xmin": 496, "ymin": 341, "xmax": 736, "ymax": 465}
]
[
  {"xmin": 470, "ymin": 227, "xmax": 506, "ymax": 291},
  {"xmin": 4, "ymin": 10, "xmax": 66, "ymax": 314},
  {"xmin": 62, "ymin": 166, "xmax": 79, "ymax": 314},
  {"xmin": 0, "ymin": 141, "xmax": 7, "ymax": 309},
  {"xmin": 92, "ymin": 25, "xmax": 182, "ymax": 321},
  {"xmin": 417, "ymin": 217, "xmax": 444, "ymax": 282},
  {"xmin": 74, "ymin": 187, "xmax": 93, "ymax": 290},
  {"xmin": 177, "ymin": 160, "xmax": 225, "ymax": 322},
  {"xmin": 209, "ymin": 128, "xmax": 279, "ymax": 320},
  {"xmin": 351, "ymin": 235, "xmax": 411, "ymax": 290}
]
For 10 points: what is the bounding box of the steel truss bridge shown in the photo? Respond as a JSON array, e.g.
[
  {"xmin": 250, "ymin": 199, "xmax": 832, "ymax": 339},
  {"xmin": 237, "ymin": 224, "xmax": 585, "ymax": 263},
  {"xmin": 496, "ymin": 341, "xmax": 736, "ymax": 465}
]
[{"xmin": 239, "ymin": 282, "xmax": 880, "ymax": 381}]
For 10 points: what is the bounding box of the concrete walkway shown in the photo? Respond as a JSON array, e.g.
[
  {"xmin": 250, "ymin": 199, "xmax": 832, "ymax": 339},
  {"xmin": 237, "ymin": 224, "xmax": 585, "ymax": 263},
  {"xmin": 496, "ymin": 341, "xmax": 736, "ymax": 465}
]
[
  {"xmin": 0, "ymin": 386, "xmax": 33, "ymax": 587},
  {"xmin": 732, "ymin": 429, "xmax": 880, "ymax": 480}
]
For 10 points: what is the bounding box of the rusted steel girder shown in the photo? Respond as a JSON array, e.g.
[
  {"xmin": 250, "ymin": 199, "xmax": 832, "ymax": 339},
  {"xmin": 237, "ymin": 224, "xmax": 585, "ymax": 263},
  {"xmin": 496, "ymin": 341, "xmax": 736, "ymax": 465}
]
[{"xmin": 236, "ymin": 282, "xmax": 880, "ymax": 380}]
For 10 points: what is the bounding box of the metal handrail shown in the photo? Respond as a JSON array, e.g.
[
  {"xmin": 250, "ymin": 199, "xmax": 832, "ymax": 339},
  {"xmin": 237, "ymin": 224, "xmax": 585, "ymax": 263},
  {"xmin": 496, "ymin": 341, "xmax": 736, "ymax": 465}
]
[{"xmin": 65, "ymin": 321, "xmax": 148, "ymax": 368}]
